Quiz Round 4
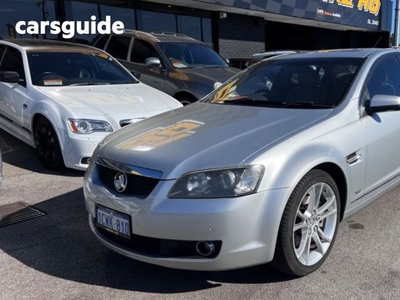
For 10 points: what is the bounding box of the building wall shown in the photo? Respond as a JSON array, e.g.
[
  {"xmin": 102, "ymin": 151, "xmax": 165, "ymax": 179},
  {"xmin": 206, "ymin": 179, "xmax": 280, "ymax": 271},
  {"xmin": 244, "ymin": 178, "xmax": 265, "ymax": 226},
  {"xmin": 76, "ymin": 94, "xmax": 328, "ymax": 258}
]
[
  {"xmin": 196, "ymin": 0, "xmax": 389, "ymax": 32},
  {"xmin": 218, "ymin": 13, "xmax": 264, "ymax": 58}
]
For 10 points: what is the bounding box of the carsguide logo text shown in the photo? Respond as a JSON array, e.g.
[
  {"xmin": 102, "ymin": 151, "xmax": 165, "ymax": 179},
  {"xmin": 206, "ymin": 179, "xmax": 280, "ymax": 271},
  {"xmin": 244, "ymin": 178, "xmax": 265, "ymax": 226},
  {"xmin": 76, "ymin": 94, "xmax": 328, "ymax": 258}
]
[{"xmin": 15, "ymin": 15, "xmax": 124, "ymax": 39}]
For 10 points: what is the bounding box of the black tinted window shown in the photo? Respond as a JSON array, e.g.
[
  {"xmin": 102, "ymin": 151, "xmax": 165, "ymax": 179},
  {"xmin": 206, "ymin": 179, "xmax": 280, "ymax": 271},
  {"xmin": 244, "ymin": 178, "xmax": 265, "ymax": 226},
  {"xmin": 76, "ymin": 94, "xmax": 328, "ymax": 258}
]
[
  {"xmin": 130, "ymin": 39, "xmax": 158, "ymax": 63},
  {"xmin": 159, "ymin": 42, "xmax": 228, "ymax": 68},
  {"xmin": 0, "ymin": 45, "xmax": 6, "ymax": 62},
  {"xmin": 206, "ymin": 57, "xmax": 363, "ymax": 107},
  {"xmin": 106, "ymin": 35, "xmax": 131, "ymax": 60},
  {"xmin": 0, "ymin": 47, "xmax": 25, "ymax": 85},
  {"xmin": 93, "ymin": 35, "xmax": 109, "ymax": 50},
  {"xmin": 28, "ymin": 52, "xmax": 137, "ymax": 86},
  {"xmin": 364, "ymin": 55, "xmax": 400, "ymax": 100}
]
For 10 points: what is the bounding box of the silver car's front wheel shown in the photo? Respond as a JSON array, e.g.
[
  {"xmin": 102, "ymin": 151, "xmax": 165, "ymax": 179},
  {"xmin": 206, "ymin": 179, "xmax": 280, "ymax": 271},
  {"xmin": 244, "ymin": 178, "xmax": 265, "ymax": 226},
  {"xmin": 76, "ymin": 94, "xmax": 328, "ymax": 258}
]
[{"xmin": 273, "ymin": 169, "xmax": 340, "ymax": 277}]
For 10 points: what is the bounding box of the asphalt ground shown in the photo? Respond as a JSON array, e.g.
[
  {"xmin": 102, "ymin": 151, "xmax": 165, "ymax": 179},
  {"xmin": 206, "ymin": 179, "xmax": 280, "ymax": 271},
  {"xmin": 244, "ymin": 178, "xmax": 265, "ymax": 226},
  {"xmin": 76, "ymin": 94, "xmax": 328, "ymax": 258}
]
[{"xmin": 1, "ymin": 128, "xmax": 400, "ymax": 300}]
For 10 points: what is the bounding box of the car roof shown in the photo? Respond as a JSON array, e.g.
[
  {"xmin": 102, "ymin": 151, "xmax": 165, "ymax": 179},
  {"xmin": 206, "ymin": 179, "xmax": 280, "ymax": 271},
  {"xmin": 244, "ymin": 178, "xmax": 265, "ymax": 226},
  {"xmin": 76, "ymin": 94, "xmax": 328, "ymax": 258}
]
[
  {"xmin": 252, "ymin": 50, "xmax": 299, "ymax": 59},
  {"xmin": 229, "ymin": 57, "xmax": 258, "ymax": 61},
  {"xmin": 1, "ymin": 39, "xmax": 101, "ymax": 53},
  {"xmin": 119, "ymin": 29, "xmax": 200, "ymax": 43},
  {"xmin": 272, "ymin": 48, "xmax": 397, "ymax": 60}
]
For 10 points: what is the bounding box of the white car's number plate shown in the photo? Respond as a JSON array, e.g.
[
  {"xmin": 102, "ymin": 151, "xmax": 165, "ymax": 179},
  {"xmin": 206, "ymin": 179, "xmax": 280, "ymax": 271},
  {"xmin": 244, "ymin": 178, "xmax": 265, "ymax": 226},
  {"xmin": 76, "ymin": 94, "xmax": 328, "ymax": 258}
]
[{"xmin": 96, "ymin": 206, "xmax": 131, "ymax": 239}]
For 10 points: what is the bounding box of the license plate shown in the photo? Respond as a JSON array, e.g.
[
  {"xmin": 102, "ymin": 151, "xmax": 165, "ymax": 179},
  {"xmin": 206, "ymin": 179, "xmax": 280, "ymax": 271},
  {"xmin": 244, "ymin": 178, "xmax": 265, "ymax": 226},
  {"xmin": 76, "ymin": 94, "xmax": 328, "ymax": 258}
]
[{"xmin": 96, "ymin": 206, "xmax": 131, "ymax": 239}]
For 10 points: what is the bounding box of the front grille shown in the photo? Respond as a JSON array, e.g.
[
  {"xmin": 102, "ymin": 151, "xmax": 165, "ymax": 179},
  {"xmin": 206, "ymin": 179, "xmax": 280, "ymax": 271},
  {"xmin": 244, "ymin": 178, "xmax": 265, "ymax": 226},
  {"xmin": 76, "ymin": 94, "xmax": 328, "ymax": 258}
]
[
  {"xmin": 95, "ymin": 220, "xmax": 222, "ymax": 258},
  {"xmin": 119, "ymin": 118, "xmax": 145, "ymax": 128},
  {"xmin": 119, "ymin": 120, "xmax": 133, "ymax": 127},
  {"xmin": 97, "ymin": 164, "xmax": 159, "ymax": 196}
]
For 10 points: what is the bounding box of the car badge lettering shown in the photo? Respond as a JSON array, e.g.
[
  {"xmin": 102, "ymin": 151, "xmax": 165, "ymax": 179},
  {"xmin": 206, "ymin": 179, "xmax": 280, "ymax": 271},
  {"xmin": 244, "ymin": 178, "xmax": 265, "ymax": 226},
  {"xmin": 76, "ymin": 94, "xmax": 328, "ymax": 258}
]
[{"xmin": 114, "ymin": 172, "xmax": 128, "ymax": 193}]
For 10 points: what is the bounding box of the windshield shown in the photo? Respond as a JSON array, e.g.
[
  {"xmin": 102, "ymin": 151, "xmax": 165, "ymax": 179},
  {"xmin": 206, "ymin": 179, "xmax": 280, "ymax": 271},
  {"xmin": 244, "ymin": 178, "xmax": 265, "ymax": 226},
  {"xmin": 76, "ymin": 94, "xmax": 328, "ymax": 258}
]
[
  {"xmin": 159, "ymin": 42, "xmax": 229, "ymax": 68},
  {"xmin": 204, "ymin": 57, "xmax": 364, "ymax": 108},
  {"xmin": 28, "ymin": 51, "xmax": 138, "ymax": 86}
]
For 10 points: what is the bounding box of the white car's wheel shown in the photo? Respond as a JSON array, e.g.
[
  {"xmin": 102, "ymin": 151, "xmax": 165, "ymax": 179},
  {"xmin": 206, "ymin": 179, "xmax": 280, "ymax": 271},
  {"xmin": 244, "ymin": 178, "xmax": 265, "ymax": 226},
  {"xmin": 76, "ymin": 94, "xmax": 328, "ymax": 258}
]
[
  {"xmin": 34, "ymin": 117, "xmax": 64, "ymax": 170},
  {"xmin": 273, "ymin": 169, "xmax": 340, "ymax": 277}
]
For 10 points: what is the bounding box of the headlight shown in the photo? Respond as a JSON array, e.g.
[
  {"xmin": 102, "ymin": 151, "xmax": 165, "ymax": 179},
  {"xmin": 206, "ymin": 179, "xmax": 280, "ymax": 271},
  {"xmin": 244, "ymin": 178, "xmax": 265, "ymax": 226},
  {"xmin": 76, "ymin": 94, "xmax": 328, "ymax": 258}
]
[
  {"xmin": 67, "ymin": 118, "xmax": 113, "ymax": 134},
  {"xmin": 168, "ymin": 165, "xmax": 264, "ymax": 198}
]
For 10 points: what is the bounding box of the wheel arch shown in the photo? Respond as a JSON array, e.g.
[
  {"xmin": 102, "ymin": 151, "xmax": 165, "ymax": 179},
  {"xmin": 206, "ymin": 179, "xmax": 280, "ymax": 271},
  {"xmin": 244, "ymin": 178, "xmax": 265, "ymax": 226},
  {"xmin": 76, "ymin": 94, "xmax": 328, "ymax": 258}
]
[
  {"xmin": 311, "ymin": 162, "xmax": 348, "ymax": 221},
  {"xmin": 31, "ymin": 110, "xmax": 66, "ymax": 155},
  {"xmin": 30, "ymin": 99, "xmax": 67, "ymax": 141},
  {"xmin": 173, "ymin": 91, "xmax": 198, "ymax": 105}
]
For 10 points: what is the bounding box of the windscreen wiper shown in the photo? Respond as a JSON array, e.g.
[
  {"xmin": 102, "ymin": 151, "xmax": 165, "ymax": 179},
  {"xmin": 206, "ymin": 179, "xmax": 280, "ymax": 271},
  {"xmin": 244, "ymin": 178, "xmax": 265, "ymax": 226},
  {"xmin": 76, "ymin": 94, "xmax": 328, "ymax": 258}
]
[
  {"xmin": 220, "ymin": 98, "xmax": 285, "ymax": 107},
  {"xmin": 68, "ymin": 82, "xmax": 111, "ymax": 86},
  {"xmin": 283, "ymin": 102, "xmax": 335, "ymax": 108}
]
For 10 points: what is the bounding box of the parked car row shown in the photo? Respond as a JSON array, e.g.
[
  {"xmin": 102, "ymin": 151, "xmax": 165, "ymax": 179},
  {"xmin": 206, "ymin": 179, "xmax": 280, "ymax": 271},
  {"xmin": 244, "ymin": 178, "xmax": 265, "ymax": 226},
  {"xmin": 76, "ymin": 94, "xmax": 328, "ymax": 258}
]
[{"xmin": 3, "ymin": 32, "xmax": 400, "ymax": 279}]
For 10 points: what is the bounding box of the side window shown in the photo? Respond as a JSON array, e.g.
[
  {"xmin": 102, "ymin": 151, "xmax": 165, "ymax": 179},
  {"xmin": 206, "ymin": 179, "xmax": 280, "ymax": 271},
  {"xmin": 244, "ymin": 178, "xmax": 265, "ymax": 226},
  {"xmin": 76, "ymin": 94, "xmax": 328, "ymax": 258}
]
[
  {"xmin": 0, "ymin": 45, "xmax": 6, "ymax": 63},
  {"xmin": 93, "ymin": 35, "xmax": 110, "ymax": 50},
  {"xmin": 363, "ymin": 55, "xmax": 400, "ymax": 102},
  {"xmin": 0, "ymin": 47, "xmax": 26, "ymax": 86},
  {"xmin": 130, "ymin": 39, "xmax": 159, "ymax": 64},
  {"xmin": 105, "ymin": 35, "xmax": 131, "ymax": 60}
]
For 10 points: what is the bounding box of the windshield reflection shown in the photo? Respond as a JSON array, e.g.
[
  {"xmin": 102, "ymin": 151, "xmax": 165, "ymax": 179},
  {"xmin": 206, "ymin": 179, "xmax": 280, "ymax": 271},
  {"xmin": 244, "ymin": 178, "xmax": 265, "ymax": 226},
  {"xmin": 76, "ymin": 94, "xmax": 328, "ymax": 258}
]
[
  {"xmin": 205, "ymin": 57, "xmax": 364, "ymax": 108},
  {"xmin": 159, "ymin": 42, "xmax": 228, "ymax": 69},
  {"xmin": 28, "ymin": 52, "xmax": 138, "ymax": 86}
]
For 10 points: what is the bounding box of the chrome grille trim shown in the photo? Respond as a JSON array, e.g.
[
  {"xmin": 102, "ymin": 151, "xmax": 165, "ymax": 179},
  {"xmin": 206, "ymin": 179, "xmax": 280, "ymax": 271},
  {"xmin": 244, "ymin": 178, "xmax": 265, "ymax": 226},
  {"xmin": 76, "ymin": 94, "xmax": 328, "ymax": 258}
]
[
  {"xmin": 96, "ymin": 157, "xmax": 163, "ymax": 179},
  {"xmin": 119, "ymin": 118, "xmax": 145, "ymax": 127}
]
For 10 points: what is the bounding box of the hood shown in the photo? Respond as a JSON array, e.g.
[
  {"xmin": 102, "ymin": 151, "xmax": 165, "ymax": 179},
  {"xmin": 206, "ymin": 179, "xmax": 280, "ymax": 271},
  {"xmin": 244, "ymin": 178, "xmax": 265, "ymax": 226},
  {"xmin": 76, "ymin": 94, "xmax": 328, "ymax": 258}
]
[
  {"xmin": 38, "ymin": 83, "xmax": 181, "ymax": 119},
  {"xmin": 99, "ymin": 102, "xmax": 333, "ymax": 179},
  {"xmin": 182, "ymin": 67, "xmax": 239, "ymax": 84}
]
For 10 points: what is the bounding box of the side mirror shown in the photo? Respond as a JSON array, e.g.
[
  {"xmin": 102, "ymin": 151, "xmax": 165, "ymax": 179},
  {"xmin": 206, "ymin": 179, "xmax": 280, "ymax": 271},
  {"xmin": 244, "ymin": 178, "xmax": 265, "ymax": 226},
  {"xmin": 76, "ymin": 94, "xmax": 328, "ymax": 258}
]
[
  {"xmin": 145, "ymin": 57, "xmax": 161, "ymax": 67},
  {"xmin": 0, "ymin": 71, "xmax": 20, "ymax": 83},
  {"xmin": 365, "ymin": 94, "xmax": 400, "ymax": 114}
]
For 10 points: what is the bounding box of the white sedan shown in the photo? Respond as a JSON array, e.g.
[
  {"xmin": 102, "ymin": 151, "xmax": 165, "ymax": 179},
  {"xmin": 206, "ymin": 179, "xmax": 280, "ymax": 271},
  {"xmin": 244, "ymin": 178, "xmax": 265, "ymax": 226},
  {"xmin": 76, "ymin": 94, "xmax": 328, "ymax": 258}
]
[{"xmin": 0, "ymin": 39, "xmax": 182, "ymax": 170}]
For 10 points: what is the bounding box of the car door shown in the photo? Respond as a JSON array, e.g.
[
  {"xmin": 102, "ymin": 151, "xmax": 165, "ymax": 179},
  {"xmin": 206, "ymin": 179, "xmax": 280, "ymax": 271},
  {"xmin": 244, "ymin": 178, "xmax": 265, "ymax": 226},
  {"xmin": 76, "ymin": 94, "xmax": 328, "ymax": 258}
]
[
  {"xmin": 127, "ymin": 38, "xmax": 166, "ymax": 93},
  {"xmin": 360, "ymin": 54, "xmax": 400, "ymax": 195},
  {"xmin": 0, "ymin": 46, "xmax": 30, "ymax": 138}
]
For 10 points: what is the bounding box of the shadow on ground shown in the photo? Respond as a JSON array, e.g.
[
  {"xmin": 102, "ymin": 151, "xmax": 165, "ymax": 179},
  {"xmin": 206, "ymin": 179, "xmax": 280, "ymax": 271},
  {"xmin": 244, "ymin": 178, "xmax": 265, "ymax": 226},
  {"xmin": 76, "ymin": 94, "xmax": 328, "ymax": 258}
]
[
  {"xmin": 0, "ymin": 128, "xmax": 83, "ymax": 177},
  {"xmin": 0, "ymin": 187, "xmax": 293, "ymax": 293}
]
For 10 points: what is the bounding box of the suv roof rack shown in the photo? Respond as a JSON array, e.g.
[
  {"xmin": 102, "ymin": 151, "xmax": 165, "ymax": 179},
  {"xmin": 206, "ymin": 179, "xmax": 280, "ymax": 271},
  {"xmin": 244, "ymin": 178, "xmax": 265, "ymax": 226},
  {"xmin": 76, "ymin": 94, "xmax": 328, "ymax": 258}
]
[
  {"xmin": 122, "ymin": 29, "xmax": 195, "ymax": 42},
  {"xmin": 123, "ymin": 29, "xmax": 157, "ymax": 39},
  {"xmin": 150, "ymin": 31, "xmax": 195, "ymax": 40}
]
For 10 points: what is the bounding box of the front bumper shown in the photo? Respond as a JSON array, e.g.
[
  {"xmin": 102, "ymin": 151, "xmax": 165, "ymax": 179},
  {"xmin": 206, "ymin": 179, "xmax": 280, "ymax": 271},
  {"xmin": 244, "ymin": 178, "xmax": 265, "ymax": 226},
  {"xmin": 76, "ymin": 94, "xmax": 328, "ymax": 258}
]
[
  {"xmin": 84, "ymin": 173, "xmax": 291, "ymax": 271},
  {"xmin": 61, "ymin": 130, "xmax": 109, "ymax": 170}
]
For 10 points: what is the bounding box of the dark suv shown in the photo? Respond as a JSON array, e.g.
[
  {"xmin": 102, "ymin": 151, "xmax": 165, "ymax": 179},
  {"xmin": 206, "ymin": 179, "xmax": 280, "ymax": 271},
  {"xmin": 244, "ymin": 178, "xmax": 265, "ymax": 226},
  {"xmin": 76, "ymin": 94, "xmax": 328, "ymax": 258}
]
[{"xmin": 92, "ymin": 30, "xmax": 239, "ymax": 105}]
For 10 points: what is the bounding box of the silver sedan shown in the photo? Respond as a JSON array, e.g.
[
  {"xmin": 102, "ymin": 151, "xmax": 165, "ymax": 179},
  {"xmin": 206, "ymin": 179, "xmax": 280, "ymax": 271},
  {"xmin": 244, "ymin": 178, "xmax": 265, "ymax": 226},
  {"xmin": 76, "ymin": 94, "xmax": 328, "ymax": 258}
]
[{"xmin": 84, "ymin": 48, "xmax": 400, "ymax": 277}]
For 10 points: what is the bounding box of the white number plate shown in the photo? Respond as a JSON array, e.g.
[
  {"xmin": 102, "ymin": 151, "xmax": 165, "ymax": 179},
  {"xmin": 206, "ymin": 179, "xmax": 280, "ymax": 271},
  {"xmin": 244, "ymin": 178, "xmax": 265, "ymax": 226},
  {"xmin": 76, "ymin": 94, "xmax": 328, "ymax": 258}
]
[{"xmin": 96, "ymin": 206, "xmax": 131, "ymax": 239}]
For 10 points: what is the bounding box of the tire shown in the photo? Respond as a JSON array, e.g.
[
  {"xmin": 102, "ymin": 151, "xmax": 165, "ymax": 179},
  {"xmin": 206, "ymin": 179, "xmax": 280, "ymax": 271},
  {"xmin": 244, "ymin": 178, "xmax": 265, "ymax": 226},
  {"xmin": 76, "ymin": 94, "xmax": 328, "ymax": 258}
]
[
  {"xmin": 177, "ymin": 96, "xmax": 197, "ymax": 106},
  {"xmin": 34, "ymin": 117, "xmax": 64, "ymax": 170},
  {"xmin": 272, "ymin": 169, "xmax": 340, "ymax": 277}
]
